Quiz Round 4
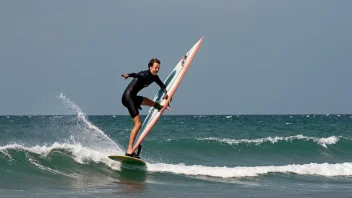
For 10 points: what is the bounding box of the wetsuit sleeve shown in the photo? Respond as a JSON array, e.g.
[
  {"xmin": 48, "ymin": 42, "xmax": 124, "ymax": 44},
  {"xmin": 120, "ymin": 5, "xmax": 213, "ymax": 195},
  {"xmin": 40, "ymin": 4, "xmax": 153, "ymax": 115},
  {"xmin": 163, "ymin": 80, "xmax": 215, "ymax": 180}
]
[
  {"xmin": 128, "ymin": 71, "xmax": 146, "ymax": 78},
  {"xmin": 155, "ymin": 76, "xmax": 168, "ymax": 94}
]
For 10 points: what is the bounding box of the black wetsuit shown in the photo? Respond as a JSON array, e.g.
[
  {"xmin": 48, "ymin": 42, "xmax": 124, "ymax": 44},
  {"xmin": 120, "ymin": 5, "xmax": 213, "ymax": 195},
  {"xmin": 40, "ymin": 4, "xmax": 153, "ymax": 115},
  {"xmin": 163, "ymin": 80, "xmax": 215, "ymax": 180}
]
[{"xmin": 122, "ymin": 70, "xmax": 167, "ymax": 118}]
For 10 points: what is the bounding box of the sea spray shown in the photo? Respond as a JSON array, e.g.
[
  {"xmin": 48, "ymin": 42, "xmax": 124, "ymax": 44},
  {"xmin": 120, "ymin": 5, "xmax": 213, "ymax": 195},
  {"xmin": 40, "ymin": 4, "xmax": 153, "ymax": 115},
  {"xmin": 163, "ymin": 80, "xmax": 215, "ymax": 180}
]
[{"xmin": 58, "ymin": 93, "xmax": 122, "ymax": 154}]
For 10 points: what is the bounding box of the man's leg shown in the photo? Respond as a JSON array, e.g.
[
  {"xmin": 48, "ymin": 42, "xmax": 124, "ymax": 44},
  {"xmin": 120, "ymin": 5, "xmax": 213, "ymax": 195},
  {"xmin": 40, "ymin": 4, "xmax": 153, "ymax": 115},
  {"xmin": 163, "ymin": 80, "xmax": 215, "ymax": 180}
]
[
  {"xmin": 124, "ymin": 95, "xmax": 142, "ymax": 155},
  {"xmin": 141, "ymin": 97, "xmax": 155, "ymax": 106},
  {"xmin": 126, "ymin": 115, "xmax": 142, "ymax": 155},
  {"xmin": 141, "ymin": 97, "xmax": 171, "ymax": 110},
  {"xmin": 126, "ymin": 96, "xmax": 171, "ymax": 155}
]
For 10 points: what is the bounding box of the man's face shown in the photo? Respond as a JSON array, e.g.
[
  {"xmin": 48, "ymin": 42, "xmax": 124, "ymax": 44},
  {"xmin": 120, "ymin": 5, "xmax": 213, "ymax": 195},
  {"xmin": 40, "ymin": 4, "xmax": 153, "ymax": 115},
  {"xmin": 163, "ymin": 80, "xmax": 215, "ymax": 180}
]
[{"xmin": 149, "ymin": 62, "xmax": 160, "ymax": 75}]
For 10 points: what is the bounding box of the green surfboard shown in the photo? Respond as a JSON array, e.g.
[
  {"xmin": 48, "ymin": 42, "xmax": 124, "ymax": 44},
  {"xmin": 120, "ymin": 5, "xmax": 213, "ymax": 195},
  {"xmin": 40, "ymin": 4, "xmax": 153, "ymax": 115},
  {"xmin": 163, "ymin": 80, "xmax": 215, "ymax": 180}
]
[{"xmin": 108, "ymin": 155, "xmax": 146, "ymax": 166}]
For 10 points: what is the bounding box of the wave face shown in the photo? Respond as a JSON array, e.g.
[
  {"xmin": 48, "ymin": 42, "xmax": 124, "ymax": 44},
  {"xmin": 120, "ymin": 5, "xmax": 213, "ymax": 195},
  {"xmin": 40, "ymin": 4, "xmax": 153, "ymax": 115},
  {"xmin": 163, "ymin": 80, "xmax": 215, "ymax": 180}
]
[
  {"xmin": 1, "ymin": 114, "xmax": 352, "ymax": 179},
  {"xmin": 1, "ymin": 142, "xmax": 352, "ymax": 181}
]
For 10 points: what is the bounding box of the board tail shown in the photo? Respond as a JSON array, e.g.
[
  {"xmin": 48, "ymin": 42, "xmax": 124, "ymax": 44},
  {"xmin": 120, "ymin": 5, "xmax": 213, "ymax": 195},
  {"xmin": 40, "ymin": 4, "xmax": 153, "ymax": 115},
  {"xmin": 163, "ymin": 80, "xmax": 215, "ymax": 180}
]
[{"xmin": 131, "ymin": 37, "xmax": 204, "ymax": 153}]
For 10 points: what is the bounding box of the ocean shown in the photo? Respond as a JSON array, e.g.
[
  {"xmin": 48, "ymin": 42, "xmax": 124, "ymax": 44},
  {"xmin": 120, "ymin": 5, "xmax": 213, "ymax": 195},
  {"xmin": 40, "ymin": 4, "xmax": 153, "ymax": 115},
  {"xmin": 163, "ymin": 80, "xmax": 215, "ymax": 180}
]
[{"xmin": 1, "ymin": 96, "xmax": 352, "ymax": 197}]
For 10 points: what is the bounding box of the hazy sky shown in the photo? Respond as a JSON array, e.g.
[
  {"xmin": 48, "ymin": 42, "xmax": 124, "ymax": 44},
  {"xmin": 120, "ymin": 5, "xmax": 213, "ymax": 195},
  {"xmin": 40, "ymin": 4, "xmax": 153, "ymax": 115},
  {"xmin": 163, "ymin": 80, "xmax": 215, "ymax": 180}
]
[{"xmin": 1, "ymin": 0, "xmax": 351, "ymax": 115}]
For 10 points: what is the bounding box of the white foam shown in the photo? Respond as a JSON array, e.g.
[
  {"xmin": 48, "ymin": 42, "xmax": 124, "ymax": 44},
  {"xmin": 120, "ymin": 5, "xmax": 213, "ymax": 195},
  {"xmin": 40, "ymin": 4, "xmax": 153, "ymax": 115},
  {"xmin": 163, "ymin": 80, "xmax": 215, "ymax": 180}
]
[
  {"xmin": 147, "ymin": 162, "xmax": 352, "ymax": 178},
  {"xmin": 197, "ymin": 135, "xmax": 340, "ymax": 148},
  {"xmin": 0, "ymin": 143, "xmax": 122, "ymax": 171},
  {"xmin": 317, "ymin": 136, "xmax": 339, "ymax": 148}
]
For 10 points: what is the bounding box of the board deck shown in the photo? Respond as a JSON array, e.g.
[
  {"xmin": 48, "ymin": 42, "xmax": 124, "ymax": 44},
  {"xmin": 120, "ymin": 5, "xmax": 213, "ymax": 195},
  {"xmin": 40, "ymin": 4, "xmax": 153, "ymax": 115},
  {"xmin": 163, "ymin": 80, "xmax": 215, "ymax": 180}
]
[{"xmin": 108, "ymin": 155, "xmax": 146, "ymax": 166}]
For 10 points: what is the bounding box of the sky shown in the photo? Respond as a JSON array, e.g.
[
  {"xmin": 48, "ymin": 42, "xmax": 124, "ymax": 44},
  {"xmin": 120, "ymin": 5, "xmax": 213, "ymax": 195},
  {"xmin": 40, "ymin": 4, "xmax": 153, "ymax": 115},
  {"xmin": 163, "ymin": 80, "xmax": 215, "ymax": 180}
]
[{"xmin": 1, "ymin": 0, "xmax": 352, "ymax": 115}]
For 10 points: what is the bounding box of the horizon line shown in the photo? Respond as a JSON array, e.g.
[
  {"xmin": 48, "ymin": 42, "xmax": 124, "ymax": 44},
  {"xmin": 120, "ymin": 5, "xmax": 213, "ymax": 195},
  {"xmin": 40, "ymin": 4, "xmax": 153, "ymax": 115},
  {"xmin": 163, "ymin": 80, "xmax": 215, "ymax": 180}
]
[{"xmin": 0, "ymin": 113, "xmax": 351, "ymax": 116}]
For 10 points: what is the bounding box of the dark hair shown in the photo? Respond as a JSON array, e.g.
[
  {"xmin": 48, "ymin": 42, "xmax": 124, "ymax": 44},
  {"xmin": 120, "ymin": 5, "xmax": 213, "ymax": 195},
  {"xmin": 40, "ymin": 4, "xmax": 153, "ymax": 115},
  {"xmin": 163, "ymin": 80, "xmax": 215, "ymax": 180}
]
[{"xmin": 148, "ymin": 58, "xmax": 160, "ymax": 68}]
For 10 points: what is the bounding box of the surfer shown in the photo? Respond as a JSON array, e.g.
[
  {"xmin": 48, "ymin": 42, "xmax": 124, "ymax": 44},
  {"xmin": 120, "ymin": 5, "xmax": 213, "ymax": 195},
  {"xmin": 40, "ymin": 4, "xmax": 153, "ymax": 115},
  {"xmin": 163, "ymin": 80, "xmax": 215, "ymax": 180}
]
[{"xmin": 121, "ymin": 58, "xmax": 170, "ymax": 157}]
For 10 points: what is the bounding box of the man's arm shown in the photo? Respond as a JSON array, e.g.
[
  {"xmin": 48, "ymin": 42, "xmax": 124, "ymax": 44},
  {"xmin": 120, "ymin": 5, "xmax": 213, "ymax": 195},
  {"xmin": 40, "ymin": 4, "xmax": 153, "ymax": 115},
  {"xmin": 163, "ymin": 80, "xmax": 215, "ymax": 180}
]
[
  {"xmin": 121, "ymin": 71, "xmax": 145, "ymax": 79},
  {"xmin": 155, "ymin": 76, "xmax": 168, "ymax": 99}
]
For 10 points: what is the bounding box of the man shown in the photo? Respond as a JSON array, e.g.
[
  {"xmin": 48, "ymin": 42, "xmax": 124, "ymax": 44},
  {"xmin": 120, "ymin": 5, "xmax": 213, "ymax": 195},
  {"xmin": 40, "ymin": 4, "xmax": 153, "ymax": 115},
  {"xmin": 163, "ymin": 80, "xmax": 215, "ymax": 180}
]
[{"xmin": 121, "ymin": 58, "xmax": 169, "ymax": 157}]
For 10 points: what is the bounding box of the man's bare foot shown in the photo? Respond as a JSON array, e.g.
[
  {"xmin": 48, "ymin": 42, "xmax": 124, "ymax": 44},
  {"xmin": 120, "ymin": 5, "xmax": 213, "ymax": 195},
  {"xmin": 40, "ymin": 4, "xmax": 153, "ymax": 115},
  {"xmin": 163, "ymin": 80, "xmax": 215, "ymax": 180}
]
[{"xmin": 126, "ymin": 146, "xmax": 133, "ymax": 154}]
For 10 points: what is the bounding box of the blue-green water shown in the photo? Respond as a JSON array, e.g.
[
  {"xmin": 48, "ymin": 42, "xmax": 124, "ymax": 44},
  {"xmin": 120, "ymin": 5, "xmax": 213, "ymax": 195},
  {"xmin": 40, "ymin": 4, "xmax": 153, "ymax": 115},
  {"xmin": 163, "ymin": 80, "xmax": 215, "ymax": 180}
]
[{"xmin": 1, "ymin": 101, "xmax": 352, "ymax": 197}]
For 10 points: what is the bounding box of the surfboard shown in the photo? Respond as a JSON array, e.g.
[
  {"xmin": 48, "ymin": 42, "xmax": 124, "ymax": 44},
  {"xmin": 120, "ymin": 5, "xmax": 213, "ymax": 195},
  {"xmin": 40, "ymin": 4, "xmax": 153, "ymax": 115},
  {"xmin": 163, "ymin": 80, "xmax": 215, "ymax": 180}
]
[
  {"xmin": 108, "ymin": 155, "xmax": 146, "ymax": 166},
  {"xmin": 131, "ymin": 37, "xmax": 204, "ymax": 153}
]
